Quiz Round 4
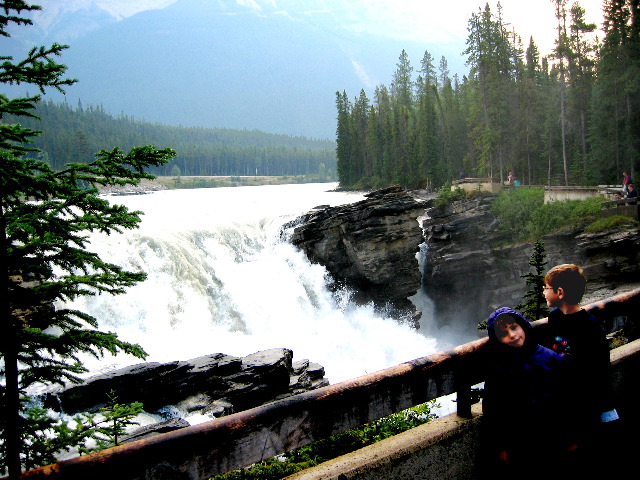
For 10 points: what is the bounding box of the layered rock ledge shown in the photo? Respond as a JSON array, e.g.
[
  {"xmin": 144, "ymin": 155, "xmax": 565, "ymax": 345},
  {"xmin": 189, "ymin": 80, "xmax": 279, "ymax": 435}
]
[
  {"xmin": 43, "ymin": 348, "xmax": 328, "ymax": 441},
  {"xmin": 283, "ymin": 185, "xmax": 429, "ymax": 316},
  {"xmin": 422, "ymin": 195, "xmax": 640, "ymax": 337}
]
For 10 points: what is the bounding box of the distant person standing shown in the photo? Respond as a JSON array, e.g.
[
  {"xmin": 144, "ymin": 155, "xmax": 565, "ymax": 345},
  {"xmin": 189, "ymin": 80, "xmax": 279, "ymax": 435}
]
[
  {"xmin": 622, "ymin": 172, "xmax": 632, "ymax": 193},
  {"xmin": 507, "ymin": 171, "xmax": 515, "ymax": 184}
]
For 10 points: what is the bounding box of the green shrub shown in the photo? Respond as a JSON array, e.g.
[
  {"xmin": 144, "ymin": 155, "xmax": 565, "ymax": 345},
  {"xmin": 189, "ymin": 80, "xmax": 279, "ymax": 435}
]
[
  {"xmin": 435, "ymin": 183, "xmax": 465, "ymax": 206},
  {"xmin": 526, "ymin": 196, "xmax": 604, "ymax": 238},
  {"xmin": 584, "ymin": 215, "xmax": 640, "ymax": 233},
  {"xmin": 490, "ymin": 187, "xmax": 544, "ymax": 239},
  {"xmin": 491, "ymin": 189, "xmax": 609, "ymax": 242}
]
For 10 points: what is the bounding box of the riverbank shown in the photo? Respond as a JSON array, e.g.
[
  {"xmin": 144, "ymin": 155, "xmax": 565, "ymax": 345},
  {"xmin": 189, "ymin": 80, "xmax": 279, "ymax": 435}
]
[{"xmin": 97, "ymin": 176, "xmax": 334, "ymax": 194}]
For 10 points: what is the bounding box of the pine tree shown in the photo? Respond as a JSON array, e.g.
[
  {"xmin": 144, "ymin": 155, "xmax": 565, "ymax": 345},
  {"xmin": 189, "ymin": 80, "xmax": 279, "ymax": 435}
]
[
  {"xmin": 93, "ymin": 390, "xmax": 144, "ymax": 449},
  {"xmin": 391, "ymin": 49, "xmax": 414, "ymax": 109},
  {"xmin": 335, "ymin": 90, "xmax": 354, "ymax": 186},
  {"xmin": 589, "ymin": 0, "xmax": 640, "ymax": 182},
  {"xmin": 516, "ymin": 240, "xmax": 550, "ymax": 321},
  {"xmin": 0, "ymin": 2, "xmax": 176, "ymax": 475},
  {"xmin": 464, "ymin": 3, "xmax": 520, "ymax": 182}
]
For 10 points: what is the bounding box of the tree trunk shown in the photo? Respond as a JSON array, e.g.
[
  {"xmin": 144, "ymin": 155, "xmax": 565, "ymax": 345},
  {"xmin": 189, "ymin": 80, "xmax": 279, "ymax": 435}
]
[
  {"xmin": 560, "ymin": 69, "xmax": 569, "ymax": 186},
  {"xmin": 0, "ymin": 208, "xmax": 22, "ymax": 476}
]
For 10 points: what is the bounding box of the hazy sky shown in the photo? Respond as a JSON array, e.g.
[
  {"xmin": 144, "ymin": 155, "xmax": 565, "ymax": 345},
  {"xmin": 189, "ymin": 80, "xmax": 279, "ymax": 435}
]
[
  {"xmin": 113, "ymin": 0, "xmax": 605, "ymax": 56},
  {"xmin": 342, "ymin": 0, "xmax": 604, "ymax": 54}
]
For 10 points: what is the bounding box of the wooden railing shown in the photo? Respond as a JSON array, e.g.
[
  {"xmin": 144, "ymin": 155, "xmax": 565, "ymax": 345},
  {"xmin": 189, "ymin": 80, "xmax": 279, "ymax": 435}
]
[
  {"xmin": 14, "ymin": 288, "xmax": 640, "ymax": 480},
  {"xmin": 602, "ymin": 197, "xmax": 639, "ymax": 208}
]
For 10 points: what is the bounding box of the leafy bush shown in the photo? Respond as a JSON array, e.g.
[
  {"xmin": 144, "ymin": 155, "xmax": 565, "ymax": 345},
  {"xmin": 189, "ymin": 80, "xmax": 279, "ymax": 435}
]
[
  {"xmin": 435, "ymin": 183, "xmax": 466, "ymax": 206},
  {"xmin": 490, "ymin": 187, "xmax": 544, "ymax": 239},
  {"xmin": 212, "ymin": 401, "xmax": 438, "ymax": 480},
  {"xmin": 491, "ymin": 188, "xmax": 609, "ymax": 242}
]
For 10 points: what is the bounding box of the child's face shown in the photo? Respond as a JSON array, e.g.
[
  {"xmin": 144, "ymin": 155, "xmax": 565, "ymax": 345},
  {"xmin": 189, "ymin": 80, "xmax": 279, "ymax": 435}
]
[
  {"xmin": 495, "ymin": 322, "xmax": 526, "ymax": 348},
  {"xmin": 543, "ymin": 283, "xmax": 561, "ymax": 308}
]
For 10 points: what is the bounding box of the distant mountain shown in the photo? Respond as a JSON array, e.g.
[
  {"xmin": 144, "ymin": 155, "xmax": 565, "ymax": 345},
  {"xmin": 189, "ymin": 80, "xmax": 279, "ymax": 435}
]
[{"xmin": 5, "ymin": 0, "xmax": 467, "ymax": 139}]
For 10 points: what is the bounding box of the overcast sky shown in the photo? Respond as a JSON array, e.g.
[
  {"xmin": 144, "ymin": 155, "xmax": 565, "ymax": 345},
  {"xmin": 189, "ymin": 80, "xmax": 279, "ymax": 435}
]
[
  {"xmin": 345, "ymin": 0, "xmax": 604, "ymax": 54},
  {"xmin": 111, "ymin": 0, "xmax": 604, "ymax": 56}
]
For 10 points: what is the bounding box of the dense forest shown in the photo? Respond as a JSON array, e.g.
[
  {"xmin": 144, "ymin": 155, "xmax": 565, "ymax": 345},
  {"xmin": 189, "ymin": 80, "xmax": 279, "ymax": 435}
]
[
  {"xmin": 336, "ymin": 0, "xmax": 639, "ymax": 190},
  {"xmin": 7, "ymin": 100, "xmax": 337, "ymax": 179}
]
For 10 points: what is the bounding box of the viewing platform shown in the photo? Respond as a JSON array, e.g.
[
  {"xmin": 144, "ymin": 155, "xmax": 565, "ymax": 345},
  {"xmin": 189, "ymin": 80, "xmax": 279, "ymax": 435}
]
[
  {"xmin": 452, "ymin": 180, "xmax": 627, "ymax": 200},
  {"xmin": 11, "ymin": 288, "xmax": 640, "ymax": 480},
  {"xmin": 451, "ymin": 180, "xmax": 638, "ymax": 220}
]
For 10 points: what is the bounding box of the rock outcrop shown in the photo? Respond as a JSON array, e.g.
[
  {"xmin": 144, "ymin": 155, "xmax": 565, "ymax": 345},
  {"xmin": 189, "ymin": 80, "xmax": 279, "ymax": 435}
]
[
  {"xmin": 45, "ymin": 348, "xmax": 328, "ymax": 421},
  {"xmin": 423, "ymin": 195, "xmax": 640, "ymax": 337},
  {"xmin": 284, "ymin": 186, "xmax": 429, "ymax": 316},
  {"xmin": 287, "ymin": 188, "xmax": 639, "ymax": 340}
]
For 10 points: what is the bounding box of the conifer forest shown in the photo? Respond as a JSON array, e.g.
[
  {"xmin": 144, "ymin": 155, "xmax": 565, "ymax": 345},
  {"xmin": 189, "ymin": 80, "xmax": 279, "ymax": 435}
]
[
  {"xmin": 336, "ymin": 1, "xmax": 640, "ymax": 190},
  {"xmin": 9, "ymin": 100, "xmax": 337, "ymax": 180}
]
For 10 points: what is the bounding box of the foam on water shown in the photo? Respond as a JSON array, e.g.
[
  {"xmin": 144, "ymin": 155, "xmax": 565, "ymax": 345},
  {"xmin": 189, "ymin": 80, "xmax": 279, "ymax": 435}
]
[{"xmin": 61, "ymin": 183, "xmax": 441, "ymax": 384}]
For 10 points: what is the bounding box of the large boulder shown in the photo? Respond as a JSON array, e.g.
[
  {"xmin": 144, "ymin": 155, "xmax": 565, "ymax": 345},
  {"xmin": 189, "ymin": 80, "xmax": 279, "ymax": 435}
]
[
  {"xmin": 284, "ymin": 186, "xmax": 429, "ymax": 316},
  {"xmin": 46, "ymin": 348, "xmax": 329, "ymax": 417}
]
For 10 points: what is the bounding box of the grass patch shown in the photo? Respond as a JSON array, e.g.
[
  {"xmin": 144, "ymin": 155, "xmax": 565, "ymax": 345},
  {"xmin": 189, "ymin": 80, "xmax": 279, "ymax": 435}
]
[
  {"xmin": 584, "ymin": 215, "xmax": 640, "ymax": 233},
  {"xmin": 154, "ymin": 175, "xmax": 335, "ymax": 190}
]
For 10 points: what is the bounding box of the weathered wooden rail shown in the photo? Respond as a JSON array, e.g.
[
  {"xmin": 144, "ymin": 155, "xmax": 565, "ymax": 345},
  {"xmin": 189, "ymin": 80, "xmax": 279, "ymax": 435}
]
[
  {"xmin": 602, "ymin": 197, "xmax": 639, "ymax": 207},
  {"xmin": 601, "ymin": 196, "xmax": 639, "ymax": 220},
  {"xmin": 13, "ymin": 289, "xmax": 640, "ymax": 480}
]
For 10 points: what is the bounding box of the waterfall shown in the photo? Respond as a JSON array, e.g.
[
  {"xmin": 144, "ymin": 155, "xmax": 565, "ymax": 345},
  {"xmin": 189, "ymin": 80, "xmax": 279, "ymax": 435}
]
[{"xmin": 61, "ymin": 183, "xmax": 439, "ymax": 384}]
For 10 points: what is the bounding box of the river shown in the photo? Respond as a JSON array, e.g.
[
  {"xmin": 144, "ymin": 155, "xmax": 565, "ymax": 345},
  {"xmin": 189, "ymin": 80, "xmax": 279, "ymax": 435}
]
[{"xmin": 63, "ymin": 182, "xmax": 443, "ymax": 385}]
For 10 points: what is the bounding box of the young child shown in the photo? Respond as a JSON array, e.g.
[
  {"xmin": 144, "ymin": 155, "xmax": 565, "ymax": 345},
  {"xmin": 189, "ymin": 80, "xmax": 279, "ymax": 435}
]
[
  {"xmin": 480, "ymin": 307, "xmax": 572, "ymax": 479},
  {"xmin": 541, "ymin": 264, "xmax": 617, "ymax": 423},
  {"xmin": 540, "ymin": 264, "xmax": 619, "ymax": 472}
]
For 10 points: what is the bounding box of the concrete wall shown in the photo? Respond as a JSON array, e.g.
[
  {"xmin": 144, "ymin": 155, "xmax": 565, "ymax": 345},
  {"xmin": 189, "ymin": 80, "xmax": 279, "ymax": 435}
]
[
  {"xmin": 452, "ymin": 179, "xmax": 502, "ymax": 194},
  {"xmin": 285, "ymin": 338, "xmax": 640, "ymax": 480},
  {"xmin": 544, "ymin": 186, "xmax": 610, "ymax": 203},
  {"xmin": 285, "ymin": 407, "xmax": 483, "ymax": 480}
]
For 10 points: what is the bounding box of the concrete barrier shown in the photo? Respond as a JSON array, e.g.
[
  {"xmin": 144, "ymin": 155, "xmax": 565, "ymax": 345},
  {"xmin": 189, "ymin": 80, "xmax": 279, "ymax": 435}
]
[
  {"xmin": 543, "ymin": 186, "xmax": 608, "ymax": 203},
  {"xmin": 452, "ymin": 178, "xmax": 502, "ymax": 194},
  {"xmin": 284, "ymin": 406, "xmax": 483, "ymax": 480},
  {"xmin": 284, "ymin": 338, "xmax": 640, "ymax": 480}
]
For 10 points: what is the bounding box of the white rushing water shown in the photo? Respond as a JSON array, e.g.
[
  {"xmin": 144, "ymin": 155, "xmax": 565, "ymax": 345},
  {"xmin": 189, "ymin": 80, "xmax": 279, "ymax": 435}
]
[{"xmin": 63, "ymin": 182, "xmax": 441, "ymax": 385}]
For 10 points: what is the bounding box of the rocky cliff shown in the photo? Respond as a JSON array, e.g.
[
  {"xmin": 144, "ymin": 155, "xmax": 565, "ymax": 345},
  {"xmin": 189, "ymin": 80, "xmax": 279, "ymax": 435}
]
[
  {"xmin": 287, "ymin": 187, "xmax": 640, "ymax": 340},
  {"xmin": 284, "ymin": 185, "xmax": 429, "ymax": 317},
  {"xmin": 423, "ymin": 195, "xmax": 640, "ymax": 337}
]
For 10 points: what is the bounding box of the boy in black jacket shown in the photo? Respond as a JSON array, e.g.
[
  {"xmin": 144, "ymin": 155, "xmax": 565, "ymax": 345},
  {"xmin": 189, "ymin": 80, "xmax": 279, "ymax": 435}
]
[{"xmin": 541, "ymin": 264, "xmax": 619, "ymax": 472}]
